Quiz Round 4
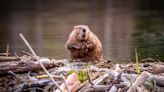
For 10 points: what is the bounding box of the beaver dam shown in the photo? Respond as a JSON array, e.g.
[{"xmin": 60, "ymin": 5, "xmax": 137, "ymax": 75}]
[{"xmin": 0, "ymin": 34, "xmax": 164, "ymax": 92}]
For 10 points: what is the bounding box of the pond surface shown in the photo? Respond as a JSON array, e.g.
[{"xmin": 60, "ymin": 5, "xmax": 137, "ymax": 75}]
[{"xmin": 0, "ymin": 0, "xmax": 164, "ymax": 61}]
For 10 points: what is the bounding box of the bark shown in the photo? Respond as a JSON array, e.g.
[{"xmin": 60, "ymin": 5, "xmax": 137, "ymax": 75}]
[{"xmin": 0, "ymin": 62, "xmax": 59, "ymax": 75}]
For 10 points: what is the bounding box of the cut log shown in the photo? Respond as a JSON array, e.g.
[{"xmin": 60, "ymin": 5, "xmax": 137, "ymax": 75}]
[
  {"xmin": 0, "ymin": 62, "xmax": 59, "ymax": 75},
  {"xmin": 148, "ymin": 74, "xmax": 164, "ymax": 87},
  {"xmin": 152, "ymin": 64, "xmax": 164, "ymax": 74},
  {"xmin": 127, "ymin": 71, "xmax": 149, "ymax": 92}
]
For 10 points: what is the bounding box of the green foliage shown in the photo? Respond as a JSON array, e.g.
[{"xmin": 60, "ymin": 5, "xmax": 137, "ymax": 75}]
[
  {"xmin": 68, "ymin": 64, "xmax": 91, "ymax": 83},
  {"xmin": 68, "ymin": 69, "xmax": 76, "ymax": 75},
  {"xmin": 130, "ymin": 74, "xmax": 134, "ymax": 85},
  {"xmin": 77, "ymin": 70, "xmax": 87, "ymax": 83},
  {"xmin": 135, "ymin": 48, "xmax": 141, "ymax": 76}
]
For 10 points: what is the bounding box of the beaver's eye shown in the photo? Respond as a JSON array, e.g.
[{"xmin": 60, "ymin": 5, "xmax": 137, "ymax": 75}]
[{"xmin": 82, "ymin": 29, "xmax": 86, "ymax": 33}]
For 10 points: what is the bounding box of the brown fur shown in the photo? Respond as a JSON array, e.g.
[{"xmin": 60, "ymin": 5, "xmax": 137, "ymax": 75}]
[{"xmin": 65, "ymin": 25, "xmax": 103, "ymax": 62}]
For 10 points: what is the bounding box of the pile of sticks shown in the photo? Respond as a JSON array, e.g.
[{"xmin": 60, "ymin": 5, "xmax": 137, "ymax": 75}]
[{"xmin": 0, "ymin": 33, "xmax": 164, "ymax": 92}]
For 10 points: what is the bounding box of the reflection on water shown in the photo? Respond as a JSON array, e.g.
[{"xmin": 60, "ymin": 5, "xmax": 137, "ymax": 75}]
[
  {"xmin": 134, "ymin": 12, "xmax": 164, "ymax": 61},
  {"xmin": 0, "ymin": 0, "xmax": 164, "ymax": 61}
]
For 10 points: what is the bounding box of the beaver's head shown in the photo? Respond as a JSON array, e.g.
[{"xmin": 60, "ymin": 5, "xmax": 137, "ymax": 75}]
[{"xmin": 71, "ymin": 25, "xmax": 90, "ymax": 42}]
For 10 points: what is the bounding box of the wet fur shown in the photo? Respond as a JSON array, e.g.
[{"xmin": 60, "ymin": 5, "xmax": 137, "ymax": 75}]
[{"xmin": 65, "ymin": 25, "xmax": 103, "ymax": 62}]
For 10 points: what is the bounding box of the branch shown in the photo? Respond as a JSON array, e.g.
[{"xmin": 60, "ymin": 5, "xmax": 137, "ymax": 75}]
[
  {"xmin": 127, "ymin": 71, "xmax": 149, "ymax": 92},
  {"xmin": 19, "ymin": 33, "xmax": 62, "ymax": 92}
]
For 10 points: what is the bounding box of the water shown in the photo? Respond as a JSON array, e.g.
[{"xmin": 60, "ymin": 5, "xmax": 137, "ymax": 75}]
[{"xmin": 0, "ymin": 0, "xmax": 164, "ymax": 61}]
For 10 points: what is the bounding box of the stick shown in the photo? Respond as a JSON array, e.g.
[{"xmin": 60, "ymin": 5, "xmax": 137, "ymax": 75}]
[
  {"xmin": 79, "ymin": 73, "xmax": 109, "ymax": 92},
  {"xmin": 0, "ymin": 62, "xmax": 59, "ymax": 74},
  {"xmin": 73, "ymin": 72, "xmax": 100, "ymax": 92},
  {"xmin": 86, "ymin": 70, "xmax": 93, "ymax": 85},
  {"xmin": 93, "ymin": 73, "xmax": 109, "ymax": 85},
  {"xmin": 19, "ymin": 33, "xmax": 62, "ymax": 92},
  {"xmin": 60, "ymin": 74, "xmax": 70, "ymax": 92},
  {"xmin": 92, "ymin": 85, "xmax": 111, "ymax": 92},
  {"xmin": 109, "ymin": 85, "xmax": 117, "ymax": 92},
  {"xmin": 19, "ymin": 34, "xmax": 37, "ymax": 56},
  {"xmin": 147, "ymin": 74, "xmax": 164, "ymax": 87},
  {"xmin": 6, "ymin": 44, "xmax": 9, "ymax": 57},
  {"xmin": 0, "ymin": 53, "xmax": 11, "ymax": 56},
  {"xmin": 152, "ymin": 64, "xmax": 164, "ymax": 74},
  {"xmin": 0, "ymin": 56, "xmax": 19, "ymax": 61},
  {"xmin": 127, "ymin": 71, "xmax": 149, "ymax": 92},
  {"xmin": 20, "ymin": 51, "xmax": 35, "ymax": 58}
]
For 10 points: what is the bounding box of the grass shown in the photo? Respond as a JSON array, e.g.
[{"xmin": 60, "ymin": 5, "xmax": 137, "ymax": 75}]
[
  {"xmin": 68, "ymin": 64, "xmax": 91, "ymax": 83},
  {"xmin": 135, "ymin": 48, "xmax": 141, "ymax": 76}
]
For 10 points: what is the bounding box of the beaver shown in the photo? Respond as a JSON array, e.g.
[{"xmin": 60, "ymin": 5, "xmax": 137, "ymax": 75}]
[{"xmin": 65, "ymin": 25, "xmax": 103, "ymax": 62}]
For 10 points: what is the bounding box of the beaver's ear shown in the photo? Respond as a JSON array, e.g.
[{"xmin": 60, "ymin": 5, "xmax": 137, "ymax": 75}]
[{"xmin": 72, "ymin": 26, "xmax": 76, "ymax": 31}]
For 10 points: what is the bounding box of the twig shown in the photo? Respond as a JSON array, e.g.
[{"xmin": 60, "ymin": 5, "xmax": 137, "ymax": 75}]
[
  {"xmin": 91, "ymin": 85, "xmax": 111, "ymax": 92},
  {"xmin": 20, "ymin": 51, "xmax": 35, "ymax": 58},
  {"xmin": 0, "ymin": 53, "xmax": 11, "ymax": 56},
  {"xmin": 19, "ymin": 33, "xmax": 37, "ymax": 57},
  {"xmin": 19, "ymin": 33, "xmax": 62, "ymax": 92},
  {"xmin": 79, "ymin": 73, "xmax": 109, "ymax": 92},
  {"xmin": 86, "ymin": 70, "xmax": 93, "ymax": 85},
  {"xmin": 14, "ymin": 52, "xmax": 19, "ymax": 59},
  {"xmin": 60, "ymin": 74, "xmax": 70, "ymax": 92},
  {"xmin": 73, "ymin": 72, "xmax": 100, "ymax": 92},
  {"xmin": 6, "ymin": 44, "xmax": 9, "ymax": 57},
  {"xmin": 93, "ymin": 73, "xmax": 109, "ymax": 85},
  {"xmin": 8, "ymin": 70, "xmax": 18, "ymax": 79},
  {"xmin": 22, "ymin": 87, "xmax": 49, "ymax": 92},
  {"xmin": 0, "ymin": 56, "xmax": 19, "ymax": 61}
]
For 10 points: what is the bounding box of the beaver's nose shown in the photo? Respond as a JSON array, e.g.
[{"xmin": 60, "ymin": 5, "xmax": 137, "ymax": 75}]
[{"xmin": 82, "ymin": 28, "xmax": 86, "ymax": 33}]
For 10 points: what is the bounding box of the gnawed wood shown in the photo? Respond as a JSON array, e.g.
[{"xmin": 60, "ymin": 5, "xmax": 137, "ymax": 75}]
[
  {"xmin": 127, "ymin": 71, "xmax": 149, "ymax": 92},
  {"xmin": 72, "ymin": 72, "xmax": 100, "ymax": 92},
  {"xmin": 0, "ymin": 62, "xmax": 59, "ymax": 75},
  {"xmin": 55, "ymin": 73, "xmax": 80, "ymax": 92},
  {"xmin": 152, "ymin": 64, "xmax": 164, "ymax": 74},
  {"xmin": 148, "ymin": 74, "xmax": 164, "ymax": 87}
]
